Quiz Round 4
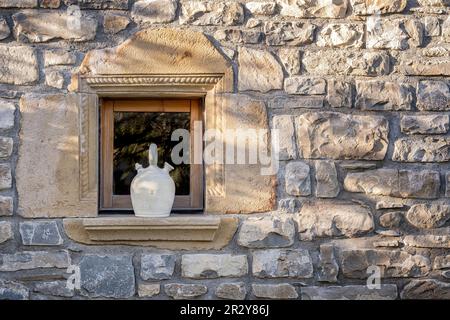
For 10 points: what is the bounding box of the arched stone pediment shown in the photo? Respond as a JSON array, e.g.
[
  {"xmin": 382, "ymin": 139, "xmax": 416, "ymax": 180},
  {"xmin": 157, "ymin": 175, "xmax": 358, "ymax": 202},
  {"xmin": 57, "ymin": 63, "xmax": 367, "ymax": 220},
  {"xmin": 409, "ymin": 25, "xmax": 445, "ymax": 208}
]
[{"xmin": 75, "ymin": 28, "xmax": 233, "ymax": 92}]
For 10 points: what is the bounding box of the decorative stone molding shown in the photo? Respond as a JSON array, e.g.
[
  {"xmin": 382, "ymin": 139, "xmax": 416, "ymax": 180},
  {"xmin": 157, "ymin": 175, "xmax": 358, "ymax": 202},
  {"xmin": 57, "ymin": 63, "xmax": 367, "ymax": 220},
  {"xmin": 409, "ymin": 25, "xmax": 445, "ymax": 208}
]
[
  {"xmin": 63, "ymin": 216, "xmax": 239, "ymax": 250},
  {"xmin": 83, "ymin": 216, "xmax": 221, "ymax": 241},
  {"xmin": 83, "ymin": 74, "xmax": 224, "ymax": 87},
  {"xmin": 68, "ymin": 27, "xmax": 236, "ymax": 216},
  {"xmin": 67, "ymin": 27, "xmax": 274, "ymax": 216}
]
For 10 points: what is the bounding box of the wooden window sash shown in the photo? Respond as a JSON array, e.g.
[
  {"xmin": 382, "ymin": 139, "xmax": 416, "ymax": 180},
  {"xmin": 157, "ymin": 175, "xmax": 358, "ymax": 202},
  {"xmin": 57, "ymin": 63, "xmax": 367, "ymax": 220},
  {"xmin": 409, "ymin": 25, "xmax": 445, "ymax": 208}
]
[{"xmin": 100, "ymin": 98, "xmax": 204, "ymax": 212}]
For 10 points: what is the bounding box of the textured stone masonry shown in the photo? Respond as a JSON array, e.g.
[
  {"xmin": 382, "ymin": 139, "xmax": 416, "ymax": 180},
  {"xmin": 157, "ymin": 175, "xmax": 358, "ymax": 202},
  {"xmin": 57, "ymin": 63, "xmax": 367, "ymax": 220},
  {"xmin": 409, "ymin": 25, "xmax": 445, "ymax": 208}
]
[{"xmin": 0, "ymin": 0, "xmax": 450, "ymax": 300}]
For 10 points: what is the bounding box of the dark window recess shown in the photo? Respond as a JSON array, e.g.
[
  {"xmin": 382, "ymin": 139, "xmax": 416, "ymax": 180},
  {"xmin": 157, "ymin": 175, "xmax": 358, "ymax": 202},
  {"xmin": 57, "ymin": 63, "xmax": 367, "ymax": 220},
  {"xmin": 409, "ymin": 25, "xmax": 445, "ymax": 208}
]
[
  {"xmin": 113, "ymin": 112, "xmax": 190, "ymax": 196},
  {"xmin": 100, "ymin": 99, "xmax": 204, "ymax": 212}
]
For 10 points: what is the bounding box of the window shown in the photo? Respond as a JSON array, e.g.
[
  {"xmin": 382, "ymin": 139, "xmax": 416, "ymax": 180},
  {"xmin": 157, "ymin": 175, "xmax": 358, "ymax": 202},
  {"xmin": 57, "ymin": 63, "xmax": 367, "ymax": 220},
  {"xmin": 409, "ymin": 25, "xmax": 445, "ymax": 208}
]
[{"xmin": 100, "ymin": 98, "xmax": 204, "ymax": 212}]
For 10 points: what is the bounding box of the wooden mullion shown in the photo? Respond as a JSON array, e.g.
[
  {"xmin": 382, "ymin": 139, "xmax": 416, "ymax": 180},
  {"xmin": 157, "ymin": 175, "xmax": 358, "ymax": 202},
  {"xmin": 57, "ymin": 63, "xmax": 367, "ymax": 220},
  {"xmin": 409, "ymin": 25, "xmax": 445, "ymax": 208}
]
[
  {"xmin": 190, "ymin": 99, "xmax": 204, "ymax": 209},
  {"xmin": 101, "ymin": 100, "xmax": 114, "ymax": 208}
]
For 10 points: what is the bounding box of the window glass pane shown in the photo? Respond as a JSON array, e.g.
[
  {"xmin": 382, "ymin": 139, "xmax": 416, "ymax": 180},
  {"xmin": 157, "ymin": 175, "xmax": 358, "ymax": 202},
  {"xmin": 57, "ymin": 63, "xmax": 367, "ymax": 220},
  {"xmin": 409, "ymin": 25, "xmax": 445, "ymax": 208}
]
[{"xmin": 113, "ymin": 112, "xmax": 190, "ymax": 196}]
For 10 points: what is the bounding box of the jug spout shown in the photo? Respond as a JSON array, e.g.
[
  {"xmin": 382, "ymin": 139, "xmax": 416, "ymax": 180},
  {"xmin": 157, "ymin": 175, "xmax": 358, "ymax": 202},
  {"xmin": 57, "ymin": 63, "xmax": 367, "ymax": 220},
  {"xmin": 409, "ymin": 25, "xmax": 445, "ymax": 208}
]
[
  {"xmin": 163, "ymin": 162, "xmax": 174, "ymax": 173},
  {"xmin": 149, "ymin": 143, "xmax": 158, "ymax": 166}
]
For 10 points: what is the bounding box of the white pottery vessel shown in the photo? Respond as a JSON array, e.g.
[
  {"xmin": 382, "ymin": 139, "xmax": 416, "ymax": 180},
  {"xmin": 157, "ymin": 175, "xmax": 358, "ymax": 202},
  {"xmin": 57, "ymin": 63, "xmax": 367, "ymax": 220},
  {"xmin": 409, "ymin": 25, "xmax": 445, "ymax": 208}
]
[{"xmin": 130, "ymin": 144, "xmax": 175, "ymax": 218}]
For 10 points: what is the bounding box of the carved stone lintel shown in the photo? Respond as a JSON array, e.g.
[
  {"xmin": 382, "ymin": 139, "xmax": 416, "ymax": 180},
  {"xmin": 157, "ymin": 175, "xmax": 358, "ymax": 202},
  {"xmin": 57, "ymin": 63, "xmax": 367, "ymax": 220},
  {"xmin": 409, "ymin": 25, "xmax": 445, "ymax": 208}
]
[{"xmin": 83, "ymin": 74, "xmax": 224, "ymax": 87}]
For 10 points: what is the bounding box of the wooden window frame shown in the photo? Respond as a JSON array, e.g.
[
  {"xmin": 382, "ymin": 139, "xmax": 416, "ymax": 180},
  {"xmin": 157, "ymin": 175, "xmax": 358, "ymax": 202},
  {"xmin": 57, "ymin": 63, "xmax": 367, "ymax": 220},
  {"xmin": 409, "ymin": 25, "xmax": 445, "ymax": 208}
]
[{"xmin": 100, "ymin": 98, "xmax": 204, "ymax": 212}]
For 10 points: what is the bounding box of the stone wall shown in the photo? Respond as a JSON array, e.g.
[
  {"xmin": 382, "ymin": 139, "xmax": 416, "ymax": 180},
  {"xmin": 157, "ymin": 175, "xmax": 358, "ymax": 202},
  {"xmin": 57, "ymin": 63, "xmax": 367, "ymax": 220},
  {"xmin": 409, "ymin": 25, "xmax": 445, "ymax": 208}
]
[{"xmin": 1, "ymin": 0, "xmax": 450, "ymax": 300}]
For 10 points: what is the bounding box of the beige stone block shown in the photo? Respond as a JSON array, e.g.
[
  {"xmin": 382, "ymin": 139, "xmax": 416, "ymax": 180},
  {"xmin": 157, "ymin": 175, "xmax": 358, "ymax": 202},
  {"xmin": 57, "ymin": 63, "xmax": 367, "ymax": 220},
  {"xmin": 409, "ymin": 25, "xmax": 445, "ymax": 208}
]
[
  {"xmin": 295, "ymin": 201, "xmax": 374, "ymax": 240},
  {"xmin": 79, "ymin": 28, "xmax": 233, "ymax": 92},
  {"xmin": 17, "ymin": 94, "xmax": 96, "ymax": 218},
  {"xmin": 0, "ymin": 221, "xmax": 13, "ymax": 244},
  {"xmin": 317, "ymin": 23, "xmax": 364, "ymax": 48},
  {"xmin": 63, "ymin": 216, "xmax": 238, "ymax": 250},
  {"xmin": 279, "ymin": 0, "xmax": 348, "ymax": 18},
  {"xmin": 252, "ymin": 284, "xmax": 298, "ymax": 299},
  {"xmin": 0, "ymin": 0, "xmax": 37, "ymax": 8},
  {"xmin": 350, "ymin": 0, "xmax": 407, "ymax": 15},
  {"xmin": 103, "ymin": 13, "xmax": 130, "ymax": 34},
  {"xmin": 0, "ymin": 46, "xmax": 38, "ymax": 85},
  {"xmin": 238, "ymin": 47, "xmax": 284, "ymax": 92},
  {"xmin": 13, "ymin": 11, "xmax": 97, "ymax": 42},
  {"xmin": 295, "ymin": 112, "xmax": 389, "ymax": 160},
  {"xmin": 207, "ymin": 94, "xmax": 275, "ymax": 214},
  {"xmin": 138, "ymin": 283, "xmax": 160, "ymax": 298}
]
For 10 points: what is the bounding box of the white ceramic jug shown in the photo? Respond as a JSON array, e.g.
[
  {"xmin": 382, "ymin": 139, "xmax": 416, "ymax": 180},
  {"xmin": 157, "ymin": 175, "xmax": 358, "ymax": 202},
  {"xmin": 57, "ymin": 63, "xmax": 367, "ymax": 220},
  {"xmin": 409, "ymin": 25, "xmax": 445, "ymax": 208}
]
[{"xmin": 130, "ymin": 144, "xmax": 175, "ymax": 218}]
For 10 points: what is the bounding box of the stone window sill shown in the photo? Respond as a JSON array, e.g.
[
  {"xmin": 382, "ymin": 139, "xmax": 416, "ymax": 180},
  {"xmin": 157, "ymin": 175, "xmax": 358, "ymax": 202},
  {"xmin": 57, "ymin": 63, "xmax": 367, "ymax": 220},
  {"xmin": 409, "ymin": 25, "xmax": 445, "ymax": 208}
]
[{"xmin": 63, "ymin": 215, "xmax": 238, "ymax": 250}]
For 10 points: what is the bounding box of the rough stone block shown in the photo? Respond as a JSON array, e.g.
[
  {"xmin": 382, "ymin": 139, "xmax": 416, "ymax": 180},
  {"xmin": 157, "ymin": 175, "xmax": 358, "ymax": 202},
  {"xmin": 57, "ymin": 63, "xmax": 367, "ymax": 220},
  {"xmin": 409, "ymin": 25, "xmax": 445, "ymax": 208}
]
[
  {"xmin": 245, "ymin": 2, "xmax": 276, "ymax": 15},
  {"xmin": 63, "ymin": 0, "xmax": 128, "ymax": 9},
  {"xmin": 0, "ymin": 137, "xmax": 13, "ymax": 158},
  {"xmin": 0, "ymin": 18, "xmax": 10, "ymax": 40},
  {"xmin": 315, "ymin": 160, "xmax": 340, "ymax": 198},
  {"xmin": 303, "ymin": 50, "xmax": 390, "ymax": 76},
  {"xmin": 252, "ymin": 249, "xmax": 313, "ymax": 279},
  {"xmin": 0, "ymin": 221, "xmax": 13, "ymax": 244},
  {"xmin": 141, "ymin": 254, "xmax": 176, "ymax": 280},
  {"xmin": 237, "ymin": 216, "xmax": 295, "ymax": 248},
  {"xmin": 0, "ymin": 196, "xmax": 13, "ymax": 216},
  {"xmin": 180, "ymin": 1, "xmax": 244, "ymax": 26},
  {"xmin": 264, "ymin": 21, "xmax": 316, "ymax": 46},
  {"xmin": 295, "ymin": 112, "xmax": 389, "ymax": 160},
  {"xmin": 317, "ymin": 23, "xmax": 364, "ymax": 48},
  {"xmin": 252, "ymin": 284, "xmax": 298, "ymax": 299},
  {"xmin": 131, "ymin": 0, "xmax": 177, "ymax": 24},
  {"xmin": 302, "ymin": 285, "xmax": 398, "ymax": 300},
  {"xmin": 403, "ymin": 234, "xmax": 450, "ymax": 248},
  {"xmin": 215, "ymin": 282, "xmax": 246, "ymax": 300},
  {"xmin": 138, "ymin": 283, "xmax": 160, "ymax": 298},
  {"xmin": 0, "ymin": 46, "xmax": 38, "ymax": 85},
  {"xmin": 318, "ymin": 244, "xmax": 339, "ymax": 283},
  {"xmin": 0, "ymin": 0, "xmax": 37, "ymax": 8},
  {"xmin": 33, "ymin": 281, "xmax": 73, "ymax": 298},
  {"xmin": 392, "ymin": 136, "xmax": 450, "ymax": 162},
  {"xmin": 401, "ymin": 279, "xmax": 450, "ymax": 299},
  {"xmin": 164, "ymin": 283, "xmax": 207, "ymax": 300},
  {"xmin": 350, "ymin": 0, "xmax": 407, "ymax": 15},
  {"xmin": 103, "ymin": 13, "xmax": 130, "ymax": 34},
  {"xmin": 367, "ymin": 18, "xmax": 409, "ymax": 50},
  {"xmin": 355, "ymin": 80, "xmax": 414, "ymax": 111},
  {"xmin": 272, "ymin": 115, "xmax": 297, "ymax": 160},
  {"xmin": 44, "ymin": 50, "xmax": 77, "ymax": 67},
  {"xmin": 285, "ymin": 77, "xmax": 326, "ymax": 95},
  {"xmin": 295, "ymin": 201, "xmax": 374, "ymax": 240},
  {"xmin": 417, "ymin": 81, "xmax": 449, "ymax": 111},
  {"xmin": 0, "ymin": 164, "xmax": 12, "ymax": 190},
  {"xmin": 405, "ymin": 203, "xmax": 450, "ymax": 229},
  {"xmin": 19, "ymin": 221, "xmax": 63, "ymax": 246},
  {"xmin": 327, "ymin": 80, "xmax": 353, "ymax": 108},
  {"xmin": 181, "ymin": 254, "xmax": 248, "ymax": 279},
  {"xmin": 279, "ymin": 0, "xmax": 348, "ymax": 18},
  {"xmin": 401, "ymin": 115, "xmax": 449, "ymax": 134},
  {"xmin": 79, "ymin": 255, "xmax": 135, "ymax": 298},
  {"xmin": 0, "ymin": 280, "xmax": 29, "ymax": 300},
  {"xmin": 340, "ymin": 249, "xmax": 431, "ymax": 278},
  {"xmin": 0, "ymin": 251, "xmax": 70, "ymax": 271},
  {"xmin": 13, "ymin": 11, "xmax": 97, "ymax": 42},
  {"xmin": 344, "ymin": 169, "xmax": 440, "ymax": 199},
  {"xmin": 285, "ymin": 161, "xmax": 311, "ymax": 196},
  {"xmin": 278, "ymin": 48, "xmax": 301, "ymax": 75},
  {"xmin": 238, "ymin": 47, "xmax": 284, "ymax": 92}
]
